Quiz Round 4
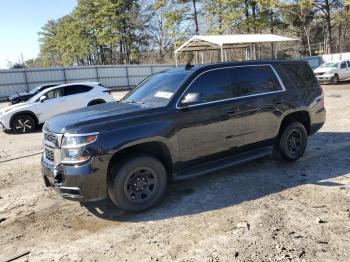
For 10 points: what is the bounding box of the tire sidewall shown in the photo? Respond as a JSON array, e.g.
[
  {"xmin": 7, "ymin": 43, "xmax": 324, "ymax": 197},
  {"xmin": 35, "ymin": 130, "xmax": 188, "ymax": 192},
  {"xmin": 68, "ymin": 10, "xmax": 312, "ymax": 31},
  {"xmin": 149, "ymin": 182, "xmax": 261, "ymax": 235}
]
[
  {"xmin": 12, "ymin": 115, "xmax": 36, "ymax": 134},
  {"xmin": 108, "ymin": 155, "xmax": 167, "ymax": 212},
  {"xmin": 331, "ymin": 74, "xmax": 339, "ymax": 85},
  {"xmin": 279, "ymin": 122, "xmax": 307, "ymax": 161}
]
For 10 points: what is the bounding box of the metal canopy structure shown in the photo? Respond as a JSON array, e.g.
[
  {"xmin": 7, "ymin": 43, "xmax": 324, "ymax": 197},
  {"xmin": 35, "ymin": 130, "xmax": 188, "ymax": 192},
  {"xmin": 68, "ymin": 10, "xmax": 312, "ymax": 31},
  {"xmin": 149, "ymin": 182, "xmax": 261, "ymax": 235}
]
[{"xmin": 174, "ymin": 34, "xmax": 298, "ymax": 65}]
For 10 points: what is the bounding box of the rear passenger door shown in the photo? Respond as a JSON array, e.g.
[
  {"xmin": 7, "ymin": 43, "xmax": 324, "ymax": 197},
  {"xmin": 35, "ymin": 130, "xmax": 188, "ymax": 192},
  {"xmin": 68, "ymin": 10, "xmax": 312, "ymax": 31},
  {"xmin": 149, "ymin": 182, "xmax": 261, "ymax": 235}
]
[
  {"xmin": 176, "ymin": 68, "xmax": 243, "ymax": 169},
  {"xmin": 63, "ymin": 85, "xmax": 93, "ymax": 111},
  {"xmin": 228, "ymin": 65, "xmax": 286, "ymax": 145}
]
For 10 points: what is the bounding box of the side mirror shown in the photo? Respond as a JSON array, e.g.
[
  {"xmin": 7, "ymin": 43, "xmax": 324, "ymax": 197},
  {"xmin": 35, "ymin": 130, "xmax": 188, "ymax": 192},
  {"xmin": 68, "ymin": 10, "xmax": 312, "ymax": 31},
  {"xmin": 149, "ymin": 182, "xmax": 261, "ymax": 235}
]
[
  {"xmin": 39, "ymin": 95, "xmax": 47, "ymax": 103},
  {"xmin": 180, "ymin": 93, "xmax": 201, "ymax": 107}
]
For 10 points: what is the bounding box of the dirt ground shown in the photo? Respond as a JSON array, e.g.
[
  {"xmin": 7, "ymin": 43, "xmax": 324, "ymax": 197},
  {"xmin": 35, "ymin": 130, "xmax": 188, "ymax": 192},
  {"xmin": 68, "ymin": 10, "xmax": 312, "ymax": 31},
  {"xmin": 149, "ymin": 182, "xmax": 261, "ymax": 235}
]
[{"xmin": 0, "ymin": 85, "xmax": 349, "ymax": 262}]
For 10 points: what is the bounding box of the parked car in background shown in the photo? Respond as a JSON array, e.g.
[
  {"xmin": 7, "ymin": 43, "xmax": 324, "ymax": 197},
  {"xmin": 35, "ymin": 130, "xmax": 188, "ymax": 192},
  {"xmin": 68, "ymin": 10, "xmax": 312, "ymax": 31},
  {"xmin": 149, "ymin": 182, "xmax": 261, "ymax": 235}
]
[
  {"xmin": 0, "ymin": 82, "xmax": 114, "ymax": 133},
  {"xmin": 314, "ymin": 60, "xmax": 350, "ymax": 84},
  {"xmin": 7, "ymin": 84, "xmax": 58, "ymax": 105},
  {"xmin": 41, "ymin": 60, "xmax": 325, "ymax": 212}
]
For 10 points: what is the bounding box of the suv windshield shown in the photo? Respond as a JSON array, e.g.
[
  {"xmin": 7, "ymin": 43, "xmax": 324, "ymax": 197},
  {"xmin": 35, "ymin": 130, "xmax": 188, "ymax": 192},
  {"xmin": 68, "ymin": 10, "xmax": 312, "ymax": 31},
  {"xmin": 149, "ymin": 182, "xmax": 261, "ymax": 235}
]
[
  {"xmin": 319, "ymin": 62, "xmax": 339, "ymax": 68},
  {"xmin": 122, "ymin": 72, "xmax": 188, "ymax": 107}
]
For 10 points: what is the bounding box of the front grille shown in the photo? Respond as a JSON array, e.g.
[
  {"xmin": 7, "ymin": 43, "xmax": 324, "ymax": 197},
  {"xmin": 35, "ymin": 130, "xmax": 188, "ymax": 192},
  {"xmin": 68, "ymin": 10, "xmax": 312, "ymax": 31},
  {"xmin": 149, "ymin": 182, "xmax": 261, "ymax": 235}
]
[
  {"xmin": 44, "ymin": 148, "xmax": 54, "ymax": 162},
  {"xmin": 315, "ymin": 72, "xmax": 324, "ymax": 76},
  {"xmin": 43, "ymin": 131, "xmax": 62, "ymax": 164},
  {"xmin": 44, "ymin": 132, "xmax": 58, "ymax": 146}
]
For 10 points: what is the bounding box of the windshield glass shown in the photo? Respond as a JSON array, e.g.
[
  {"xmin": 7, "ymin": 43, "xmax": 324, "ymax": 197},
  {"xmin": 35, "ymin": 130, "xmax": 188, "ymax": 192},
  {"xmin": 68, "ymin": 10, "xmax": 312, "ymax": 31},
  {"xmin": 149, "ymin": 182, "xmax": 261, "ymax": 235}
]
[
  {"xmin": 29, "ymin": 86, "xmax": 41, "ymax": 94},
  {"xmin": 319, "ymin": 62, "xmax": 339, "ymax": 68},
  {"xmin": 122, "ymin": 72, "xmax": 188, "ymax": 107},
  {"xmin": 28, "ymin": 87, "xmax": 54, "ymax": 102}
]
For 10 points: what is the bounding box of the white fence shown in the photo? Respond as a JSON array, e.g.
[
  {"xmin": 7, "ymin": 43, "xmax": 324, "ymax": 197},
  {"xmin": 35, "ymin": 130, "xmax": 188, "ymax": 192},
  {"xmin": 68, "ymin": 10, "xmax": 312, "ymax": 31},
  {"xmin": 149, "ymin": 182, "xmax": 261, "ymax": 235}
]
[
  {"xmin": 321, "ymin": 52, "xmax": 350, "ymax": 62},
  {"xmin": 0, "ymin": 64, "xmax": 175, "ymax": 99},
  {"xmin": 303, "ymin": 52, "xmax": 350, "ymax": 69},
  {"xmin": 1, "ymin": 52, "xmax": 350, "ymax": 100}
]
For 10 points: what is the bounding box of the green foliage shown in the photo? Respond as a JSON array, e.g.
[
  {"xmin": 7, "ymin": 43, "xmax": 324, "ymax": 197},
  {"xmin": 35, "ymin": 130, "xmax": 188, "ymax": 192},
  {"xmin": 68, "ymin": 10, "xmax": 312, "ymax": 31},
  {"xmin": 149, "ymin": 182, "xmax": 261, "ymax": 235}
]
[{"xmin": 36, "ymin": 0, "xmax": 350, "ymax": 66}]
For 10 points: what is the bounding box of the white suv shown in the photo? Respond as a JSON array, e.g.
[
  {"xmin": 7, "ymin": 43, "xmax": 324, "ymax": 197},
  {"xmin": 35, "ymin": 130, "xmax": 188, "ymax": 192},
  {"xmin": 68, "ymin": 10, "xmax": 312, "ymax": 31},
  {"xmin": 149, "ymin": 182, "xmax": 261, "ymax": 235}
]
[
  {"xmin": 314, "ymin": 60, "xmax": 350, "ymax": 84},
  {"xmin": 0, "ymin": 82, "xmax": 114, "ymax": 133}
]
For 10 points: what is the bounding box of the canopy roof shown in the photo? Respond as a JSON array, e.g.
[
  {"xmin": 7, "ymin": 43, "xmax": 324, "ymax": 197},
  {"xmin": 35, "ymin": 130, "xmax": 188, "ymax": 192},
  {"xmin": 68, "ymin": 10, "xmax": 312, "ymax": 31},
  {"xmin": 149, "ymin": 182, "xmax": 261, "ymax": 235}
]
[{"xmin": 175, "ymin": 34, "xmax": 298, "ymax": 53}]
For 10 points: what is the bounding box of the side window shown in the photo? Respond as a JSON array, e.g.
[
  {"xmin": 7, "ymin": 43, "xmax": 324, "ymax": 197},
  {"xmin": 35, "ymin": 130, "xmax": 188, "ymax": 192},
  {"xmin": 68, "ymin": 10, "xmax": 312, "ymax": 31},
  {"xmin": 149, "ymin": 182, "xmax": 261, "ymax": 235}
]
[
  {"xmin": 280, "ymin": 63, "xmax": 319, "ymax": 89},
  {"xmin": 340, "ymin": 62, "xmax": 347, "ymax": 69},
  {"xmin": 181, "ymin": 69, "xmax": 232, "ymax": 105},
  {"xmin": 347, "ymin": 61, "xmax": 350, "ymax": 68},
  {"xmin": 64, "ymin": 85, "xmax": 93, "ymax": 96},
  {"xmin": 229, "ymin": 65, "xmax": 282, "ymax": 97},
  {"xmin": 44, "ymin": 88, "xmax": 63, "ymax": 100}
]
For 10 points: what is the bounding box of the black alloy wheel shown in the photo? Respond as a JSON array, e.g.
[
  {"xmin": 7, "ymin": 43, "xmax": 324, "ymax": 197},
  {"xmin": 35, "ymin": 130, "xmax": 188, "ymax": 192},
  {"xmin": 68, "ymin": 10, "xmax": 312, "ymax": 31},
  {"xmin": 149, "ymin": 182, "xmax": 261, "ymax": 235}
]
[
  {"xmin": 286, "ymin": 129, "xmax": 303, "ymax": 156},
  {"xmin": 108, "ymin": 155, "xmax": 167, "ymax": 212},
  {"xmin": 277, "ymin": 121, "xmax": 307, "ymax": 162},
  {"xmin": 124, "ymin": 167, "xmax": 159, "ymax": 203}
]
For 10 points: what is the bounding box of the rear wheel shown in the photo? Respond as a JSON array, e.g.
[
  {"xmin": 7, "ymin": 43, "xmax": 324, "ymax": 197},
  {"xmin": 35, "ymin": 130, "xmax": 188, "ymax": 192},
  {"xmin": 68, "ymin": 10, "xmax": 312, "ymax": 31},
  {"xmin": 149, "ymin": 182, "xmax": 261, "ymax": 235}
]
[
  {"xmin": 331, "ymin": 74, "xmax": 339, "ymax": 85},
  {"xmin": 108, "ymin": 155, "xmax": 167, "ymax": 212},
  {"xmin": 11, "ymin": 115, "xmax": 36, "ymax": 134},
  {"xmin": 277, "ymin": 121, "xmax": 307, "ymax": 162}
]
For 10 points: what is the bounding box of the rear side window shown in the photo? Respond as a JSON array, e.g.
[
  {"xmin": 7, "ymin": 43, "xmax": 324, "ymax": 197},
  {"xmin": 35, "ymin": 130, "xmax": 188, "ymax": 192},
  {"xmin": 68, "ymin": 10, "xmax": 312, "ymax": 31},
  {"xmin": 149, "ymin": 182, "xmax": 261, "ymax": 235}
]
[
  {"xmin": 347, "ymin": 61, "xmax": 350, "ymax": 67},
  {"xmin": 64, "ymin": 85, "xmax": 93, "ymax": 96},
  {"xmin": 340, "ymin": 62, "xmax": 347, "ymax": 69},
  {"xmin": 229, "ymin": 65, "xmax": 282, "ymax": 97},
  {"xmin": 279, "ymin": 63, "xmax": 318, "ymax": 89},
  {"xmin": 184, "ymin": 69, "xmax": 232, "ymax": 104}
]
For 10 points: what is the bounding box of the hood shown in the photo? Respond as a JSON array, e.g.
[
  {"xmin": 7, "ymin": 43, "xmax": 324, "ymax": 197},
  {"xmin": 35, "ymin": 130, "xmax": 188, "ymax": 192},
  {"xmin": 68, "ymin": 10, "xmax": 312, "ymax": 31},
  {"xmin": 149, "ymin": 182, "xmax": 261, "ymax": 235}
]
[
  {"xmin": 314, "ymin": 67, "xmax": 336, "ymax": 74},
  {"xmin": 44, "ymin": 102, "xmax": 154, "ymax": 134},
  {"xmin": 8, "ymin": 92, "xmax": 32, "ymax": 100},
  {"xmin": 0, "ymin": 101, "xmax": 34, "ymax": 114}
]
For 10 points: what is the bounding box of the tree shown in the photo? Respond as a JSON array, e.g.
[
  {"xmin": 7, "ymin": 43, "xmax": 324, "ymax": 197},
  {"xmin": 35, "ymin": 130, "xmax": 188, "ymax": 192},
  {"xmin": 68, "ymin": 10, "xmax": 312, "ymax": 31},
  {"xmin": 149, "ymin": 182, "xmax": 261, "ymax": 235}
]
[
  {"xmin": 313, "ymin": 0, "xmax": 342, "ymax": 53},
  {"xmin": 282, "ymin": 0, "xmax": 316, "ymax": 56}
]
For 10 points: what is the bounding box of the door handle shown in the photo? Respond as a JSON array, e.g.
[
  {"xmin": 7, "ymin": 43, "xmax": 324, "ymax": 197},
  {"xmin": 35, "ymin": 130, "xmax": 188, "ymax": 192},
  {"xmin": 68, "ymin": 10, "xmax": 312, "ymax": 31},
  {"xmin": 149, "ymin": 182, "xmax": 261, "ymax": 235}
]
[{"xmin": 226, "ymin": 110, "xmax": 236, "ymax": 115}]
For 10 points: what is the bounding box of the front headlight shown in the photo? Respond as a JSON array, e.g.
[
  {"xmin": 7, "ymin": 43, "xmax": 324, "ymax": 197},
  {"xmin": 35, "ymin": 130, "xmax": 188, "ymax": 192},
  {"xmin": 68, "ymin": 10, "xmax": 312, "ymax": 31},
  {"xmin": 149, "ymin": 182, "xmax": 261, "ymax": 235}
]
[{"xmin": 61, "ymin": 133, "xmax": 98, "ymax": 164}]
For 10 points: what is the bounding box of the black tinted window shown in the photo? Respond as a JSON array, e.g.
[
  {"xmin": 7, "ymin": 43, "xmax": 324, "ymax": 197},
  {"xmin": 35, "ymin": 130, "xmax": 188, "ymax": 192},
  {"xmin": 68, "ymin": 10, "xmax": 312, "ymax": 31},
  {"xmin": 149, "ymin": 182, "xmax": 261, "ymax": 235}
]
[
  {"xmin": 341, "ymin": 62, "xmax": 347, "ymax": 69},
  {"xmin": 279, "ymin": 63, "xmax": 318, "ymax": 89},
  {"xmin": 229, "ymin": 66, "xmax": 282, "ymax": 97},
  {"xmin": 347, "ymin": 61, "xmax": 350, "ymax": 67},
  {"xmin": 64, "ymin": 85, "xmax": 93, "ymax": 96},
  {"xmin": 182, "ymin": 69, "xmax": 232, "ymax": 105}
]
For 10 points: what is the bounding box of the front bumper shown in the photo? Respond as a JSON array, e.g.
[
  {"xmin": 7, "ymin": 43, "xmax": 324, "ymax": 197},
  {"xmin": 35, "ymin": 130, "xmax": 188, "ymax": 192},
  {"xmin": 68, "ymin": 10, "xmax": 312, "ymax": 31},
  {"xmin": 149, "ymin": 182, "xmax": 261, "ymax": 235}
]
[
  {"xmin": 0, "ymin": 114, "xmax": 11, "ymax": 130},
  {"xmin": 41, "ymin": 156, "xmax": 109, "ymax": 202},
  {"xmin": 316, "ymin": 75, "xmax": 333, "ymax": 82}
]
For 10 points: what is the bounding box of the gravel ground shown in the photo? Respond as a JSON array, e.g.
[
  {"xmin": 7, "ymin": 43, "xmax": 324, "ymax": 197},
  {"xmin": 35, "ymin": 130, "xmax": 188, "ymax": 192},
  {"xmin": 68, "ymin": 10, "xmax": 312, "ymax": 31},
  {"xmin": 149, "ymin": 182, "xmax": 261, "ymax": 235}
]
[{"xmin": 0, "ymin": 85, "xmax": 349, "ymax": 262}]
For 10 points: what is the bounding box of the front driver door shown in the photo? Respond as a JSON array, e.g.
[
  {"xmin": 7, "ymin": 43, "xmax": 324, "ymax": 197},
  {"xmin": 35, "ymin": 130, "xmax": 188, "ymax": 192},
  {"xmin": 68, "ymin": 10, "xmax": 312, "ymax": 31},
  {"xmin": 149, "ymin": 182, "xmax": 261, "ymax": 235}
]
[
  {"xmin": 175, "ymin": 68, "xmax": 243, "ymax": 170},
  {"xmin": 338, "ymin": 61, "xmax": 348, "ymax": 80},
  {"xmin": 37, "ymin": 87, "xmax": 68, "ymax": 123}
]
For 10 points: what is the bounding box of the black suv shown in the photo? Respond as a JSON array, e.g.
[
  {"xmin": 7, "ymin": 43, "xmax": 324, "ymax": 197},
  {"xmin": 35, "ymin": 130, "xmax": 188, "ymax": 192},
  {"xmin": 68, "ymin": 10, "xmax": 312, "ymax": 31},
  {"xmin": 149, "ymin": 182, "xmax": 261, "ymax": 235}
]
[
  {"xmin": 8, "ymin": 84, "xmax": 58, "ymax": 104},
  {"xmin": 41, "ymin": 61, "xmax": 325, "ymax": 212}
]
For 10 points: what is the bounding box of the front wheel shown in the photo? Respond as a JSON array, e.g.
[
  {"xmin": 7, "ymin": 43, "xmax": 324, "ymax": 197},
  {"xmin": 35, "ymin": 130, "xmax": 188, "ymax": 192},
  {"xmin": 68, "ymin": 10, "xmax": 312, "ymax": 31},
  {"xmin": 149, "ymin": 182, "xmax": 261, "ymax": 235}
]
[
  {"xmin": 331, "ymin": 74, "xmax": 340, "ymax": 85},
  {"xmin": 277, "ymin": 122, "xmax": 307, "ymax": 162},
  {"xmin": 11, "ymin": 115, "xmax": 36, "ymax": 134},
  {"xmin": 108, "ymin": 155, "xmax": 167, "ymax": 212}
]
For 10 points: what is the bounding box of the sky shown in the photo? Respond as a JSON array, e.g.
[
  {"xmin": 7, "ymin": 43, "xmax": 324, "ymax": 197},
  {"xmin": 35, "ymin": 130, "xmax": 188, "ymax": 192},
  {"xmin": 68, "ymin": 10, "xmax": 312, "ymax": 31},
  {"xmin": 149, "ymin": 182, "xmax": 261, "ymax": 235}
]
[{"xmin": 0, "ymin": 0, "xmax": 77, "ymax": 69}]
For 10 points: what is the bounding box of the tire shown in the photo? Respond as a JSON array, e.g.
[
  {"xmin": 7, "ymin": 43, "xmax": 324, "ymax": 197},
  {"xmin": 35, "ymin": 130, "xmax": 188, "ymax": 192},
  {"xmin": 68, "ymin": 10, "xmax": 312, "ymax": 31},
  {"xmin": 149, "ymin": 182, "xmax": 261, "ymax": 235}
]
[
  {"xmin": 87, "ymin": 100, "xmax": 105, "ymax": 106},
  {"xmin": 331, "ymin": 74, "xmax": 340, "ymax": 85},
  {"xmin": 277, "ymin": 121, "xmax": 307, "ymax": 162},
  {"xmin": 108, "ymin": 155, "xmax": 167, "ymax": 212},
  {"xmin": 11, "ymin": 115, "xmax": 36, "ymax": 134}
]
